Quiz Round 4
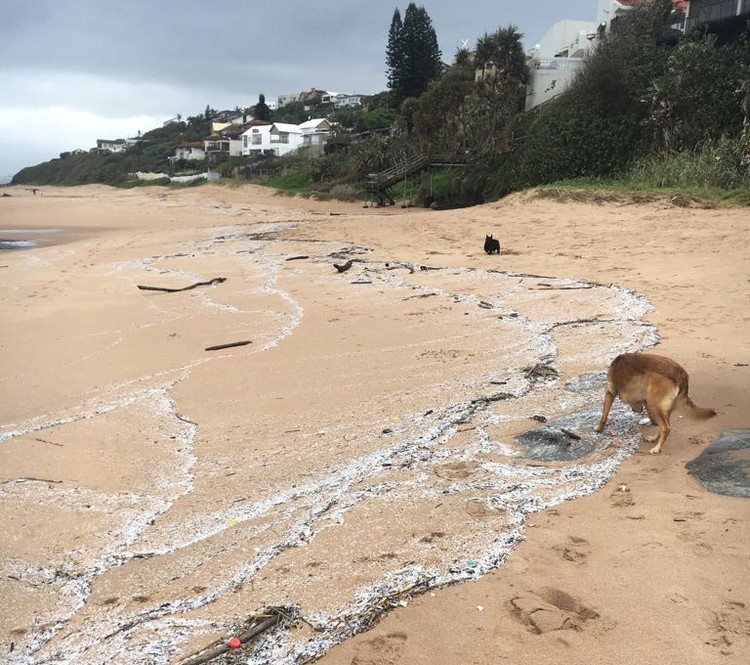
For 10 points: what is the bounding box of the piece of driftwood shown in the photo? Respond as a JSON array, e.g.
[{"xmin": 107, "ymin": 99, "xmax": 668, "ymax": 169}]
[
  {"xmin": 286, "ymin": 255, "xmax": 309, "ymax": 261},
  {"xmin": 561, "ymin": 428, "xmax": 582, "ymax": 441},
  {"xmin": 0, "ymin": 477, "xmax": 62, "ymax": 485},
  {"xmin": 530, "ymin": 285, "xmax": 594, "ymax": 291},
  {"xmin": 137, "ymin": 277, "xmax": 226, "ymax": 293},
  {"xmin": 34, "ymin": 437, "xmax": 64, "ymax": 447},
  {"xmin": 523, "ymin": 363, "xmax": 559, "ymax": 381},
  {"xmin": 180, "ymin": 613, "xmax": 280, "ymax": 665},
  {"xmin": 334, "ymin": 259, "xmax": 353, "ymax": 273},
  {"xmin": 205, "ymin": 340, "xmax": 252, "ymax": 352}
]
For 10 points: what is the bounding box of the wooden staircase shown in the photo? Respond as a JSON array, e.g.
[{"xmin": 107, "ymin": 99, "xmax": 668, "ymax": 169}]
[{"xmin": 365, "ymin": 153, "xmax": 431, "ymax": 205}]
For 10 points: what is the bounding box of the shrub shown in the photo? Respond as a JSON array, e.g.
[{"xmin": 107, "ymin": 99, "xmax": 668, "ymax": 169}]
[{"xmin": 625, "ymin": 136, "xmax": 749, "ymax": 190}]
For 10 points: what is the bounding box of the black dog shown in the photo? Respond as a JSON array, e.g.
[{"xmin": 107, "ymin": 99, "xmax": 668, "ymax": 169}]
[{"xmin": 484, "ymin": 234, "xmax": 500, "ymax": 254}]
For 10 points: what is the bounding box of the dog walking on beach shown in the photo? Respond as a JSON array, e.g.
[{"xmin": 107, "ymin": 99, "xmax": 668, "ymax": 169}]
[
  {"xmin": 484, "ymin": 234, "xmax": 500, "ymax": 254},
  {"xmin": 595, "ymin": 353, "xmax": 716, "ymax": 454}
]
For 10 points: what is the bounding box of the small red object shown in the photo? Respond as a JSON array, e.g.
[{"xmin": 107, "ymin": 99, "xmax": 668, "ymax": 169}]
[{"xmin": 228, "ymin": 637, "xmax": 241, "ymax": 649}]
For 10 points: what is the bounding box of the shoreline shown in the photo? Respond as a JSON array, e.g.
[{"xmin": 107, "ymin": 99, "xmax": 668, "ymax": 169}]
[{"xmin": 0, "ymin": 184, "xmax": 747, "ymax": 664}]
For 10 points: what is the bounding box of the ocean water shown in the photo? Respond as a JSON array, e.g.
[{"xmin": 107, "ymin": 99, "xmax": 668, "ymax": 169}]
[
  {"xmin": 0, "ymin": 239, "xmax": 36, "ymax": 249},
  {"xmin": 0, "ymin": 228, "xmax": 62, "ymax": 250},
  {"xmin": 1, "ymin": 210, "xmax": 658, "ymax": 665}
]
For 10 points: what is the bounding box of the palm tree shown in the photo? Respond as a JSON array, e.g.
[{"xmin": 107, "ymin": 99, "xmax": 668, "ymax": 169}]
[
  {"xmin": 474, "ymin": 32, "xmax": 495, "ymax": 79},
  {"xmin": 468, "ymin": 25, "xmax": 529, "ymax": 155}
]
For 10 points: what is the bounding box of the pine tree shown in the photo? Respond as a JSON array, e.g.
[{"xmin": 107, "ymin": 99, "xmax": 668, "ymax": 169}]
[
  {"xmin": 386, "ymin": 3, "xmax": 442, "ymax": 104},
  {"xmin": 386, "ymin": 9, "xmax": 404, "ymax": 93},
  {"xmin": 253, "ymin": 94, "xmax": 272, "ymax": 122}
]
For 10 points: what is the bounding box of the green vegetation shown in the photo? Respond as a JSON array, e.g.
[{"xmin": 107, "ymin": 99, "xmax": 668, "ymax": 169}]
[{"xmin": 12, "ymin": 1, "xmax": 750, "ymax": 207}]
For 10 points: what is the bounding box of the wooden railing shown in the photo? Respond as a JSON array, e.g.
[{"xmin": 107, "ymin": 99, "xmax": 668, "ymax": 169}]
[{"xmin": 365, "ymin": 152, "xmax": 431, "ymax": 192}]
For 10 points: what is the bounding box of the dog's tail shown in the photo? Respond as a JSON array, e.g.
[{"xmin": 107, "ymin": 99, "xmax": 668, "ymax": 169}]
[{"xmin": 679, "ymin": 394, "xmax": 717, "ymax": 420}]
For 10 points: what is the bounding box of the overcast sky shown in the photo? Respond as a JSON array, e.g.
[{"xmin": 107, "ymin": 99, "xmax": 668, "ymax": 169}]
[{"xmin": 0, "ymin": 0, "xmax": 597, "ymax": 179}]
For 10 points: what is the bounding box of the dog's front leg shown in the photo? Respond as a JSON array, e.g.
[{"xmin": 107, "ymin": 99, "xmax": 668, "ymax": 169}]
[{"xmin": 595, "ymin": 390, "xmax": 615, "ymax": 433}]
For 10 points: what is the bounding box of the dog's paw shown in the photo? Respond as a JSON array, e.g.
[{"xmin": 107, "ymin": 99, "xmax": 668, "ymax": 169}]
[
  {"xmin": 649, "ymin": 445, "xmax": 662, "ymax": 454},
  {"xmin": 643, "ymin": 433, "xmax": 658, "ymax": 443}
]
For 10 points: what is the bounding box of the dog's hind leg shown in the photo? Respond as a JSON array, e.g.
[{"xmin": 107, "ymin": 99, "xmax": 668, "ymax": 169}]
[
  {"xmin": 595, "ymin": 389, "xmax": 616, "ymax": 433},
  {"xmin": 644, "ymin": 379, "xmax": 678, "ymax": 454}
]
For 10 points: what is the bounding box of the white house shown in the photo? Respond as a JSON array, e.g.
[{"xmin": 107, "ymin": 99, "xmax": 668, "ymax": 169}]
[
  {"xmin": 242, "ymin": 124, "xmax": 273, "ymax": 156},
  {"xmin": 299, "ymin": 118, "xmax": 333, "ymax": 156},
  {"xmin": 524, "ymin": 1, "xmax": 691, "ymax": 111},
  {"xmin": 96, "ymin": 138, "xmax": 128, "ymax": 154},
  {"xmin": 241, "ymin": 122, "xmax": 302, "ymax": 157},
  {"xmin": 333, "ymin": 94, "xmax": 364, "ymax": 109},
  {"xmin": 299, "ymin": 118, "xmax": 332, "ymax": 141},
  {"xmin": 241, "ymin": 119, "xmax": 333, "ymax": 157},
  {"xmin": 269, "ymin": 123, "xmax": 303, "ymax": 155},
  {"xmin": 170, "ymin": 142, "xmax": 206, "ymax": 162},
  {"xmin": 204, "ymin": 123, "xmax": 254, "ymax": 159},
  {"xmin": 524, "ymin": 18, "xmax": 597, "ymax": 111}
]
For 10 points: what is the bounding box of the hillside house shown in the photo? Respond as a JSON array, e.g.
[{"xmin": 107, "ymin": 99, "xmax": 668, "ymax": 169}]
[
  {"xmin": 204, "ymin": 123, "xmax": 254, "ymax": 159},
  {"xmin": 524, "ymin": 0, "xmax": 689, "ymax": 111},
  {"xmin": 240, "ymin": 122, "xmax": 304, "ymax": 157},
  {"xmin": 524, "ymin": 19, "xmax": 596, "ymax": 111},
  {"xmin": 170, "ymin": 142, "xmax": 206, "ymax": 163},
  {"xmin": 240, "ymin": 119, "xmax": 331, "ymax": 157},
  {"xmin": 242, "ymin": 124, "xmax": 272, "ymax": 156},
  {"xmin": 96, "ymin": 138, "xmax": 127, "ymax": 154},
  {"xmin": 299, "ymin": 118, "xmax": 333, "ymax": 156},
  {"xmin": 269, "ymin": 123, "xmax": 304, "ymax": 155},
  {"xmin": 333, "ymin": 94, "xmax": 364, "ymax": 109}
]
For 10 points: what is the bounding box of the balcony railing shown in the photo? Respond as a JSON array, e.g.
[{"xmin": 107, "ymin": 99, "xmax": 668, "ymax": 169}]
[{"xmin": 685, "ymin": 0, "xmax": 749, "ymax": 31}]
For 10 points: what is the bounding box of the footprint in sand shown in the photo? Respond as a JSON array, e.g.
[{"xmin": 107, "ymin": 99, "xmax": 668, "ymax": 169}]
[
  {"xmin": 553, "ymin": 535, "xmax": 590, "ymax": 564},
  {"xmin": 706, "ymin": 600, "xmax": 750, "ymax": 656},
  {"xmin": 610, "ymin": 484, "xmax": 634, "ymax": 508},
  {"xmin": 434, "ymin": 461, "xmax": 478, "ymax": 480},
  {"xmin": 351, "ymin": 631, "xmax": 408, "ymax": 665},
  {"xmin": 507, "ymin": 587, "xmax": 604, "ymax": 635}
]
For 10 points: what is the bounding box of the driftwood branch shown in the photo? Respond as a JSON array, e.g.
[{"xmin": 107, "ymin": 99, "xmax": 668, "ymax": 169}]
[
  {"xmin": 34, "ymin": 437, "xmax": 64, "ymax": 447},
  {"xmin": 286, "ymin": 255, "xmax": 308, "ymax": 261},
  {"xmin": 334, "ymin": 259, "xmax": 353, "ymax": 273},
  {"xmin": 561, "ymin": 428, "xmax": 582, "ymax": 441},
  {"xmin": 137, "ymin": 277, "xmax": 226, "ymax": 293},
  {"xmin": 1, "ymin": 477, "xmax": 63, "ymax": 485},
  {"xmin": 180, "ymin": 613, "xmax": 281, "ymax": 665},
  {"xmin": 205, "ymin": 340, "xmax": 252, "ymax": 352},
  {"xmin": 530, "ymin": 285, "xmax": 594, "ymax": 291}
]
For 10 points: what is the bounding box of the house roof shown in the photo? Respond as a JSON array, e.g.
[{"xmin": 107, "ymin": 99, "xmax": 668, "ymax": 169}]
[
  {"xmin": 176, "ymin": 142, "xmax": 204, "ymax": 149},
  {"xmin": 299, "ymin": 118, "xmax": 331, "ymax": 131},
  {"xmin": 241, "ymin": 124, "xmax": 273, "ymax": 137},
  {"xmin": 271, "ymin": 122, "xmax": 303, "ymax": 134}
]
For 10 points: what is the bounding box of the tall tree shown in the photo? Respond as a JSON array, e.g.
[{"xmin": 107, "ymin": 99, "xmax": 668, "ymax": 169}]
[
  {"xmin": 386, "ymin": 9, "xmax": 404, "ymax": 93},
  {"xmin": 253, "ymin": 94, "xmax": 272, "ymax": 122},
  {"xmin": 466, "ymin": 25, "xmax": 528, "ymax": 155},
  {"xmin": 386, "ymin": 3, "xmax": 442, "ymax": 104}
]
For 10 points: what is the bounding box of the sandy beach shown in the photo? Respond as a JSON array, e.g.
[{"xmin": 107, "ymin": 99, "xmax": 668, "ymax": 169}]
[{"xmin": 1, "ymin": 184, "xmax": 748, "ymax": 665}]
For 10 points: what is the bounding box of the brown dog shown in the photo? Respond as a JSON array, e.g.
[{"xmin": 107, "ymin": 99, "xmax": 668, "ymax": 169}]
[{"xmin": 595, "ymin": 353, "xmax": 716, "ymax": 454}]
